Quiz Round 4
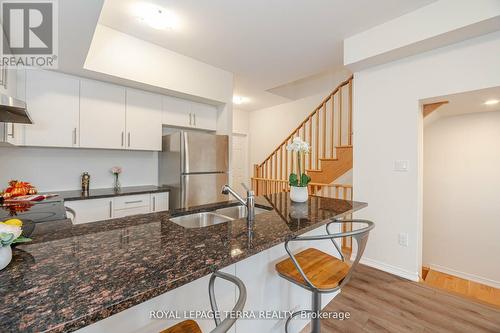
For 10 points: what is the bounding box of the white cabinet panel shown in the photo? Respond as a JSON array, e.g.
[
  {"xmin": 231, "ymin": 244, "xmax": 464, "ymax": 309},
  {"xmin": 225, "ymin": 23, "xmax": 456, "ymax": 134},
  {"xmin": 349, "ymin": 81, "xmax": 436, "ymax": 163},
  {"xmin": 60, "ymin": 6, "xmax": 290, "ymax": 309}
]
[
  {"xmin": 162, "ymin": 96, "xmax": 191, "ymax": 128},
  {"xmin": 162, "ymin": 97, "xmax": 218, "ymax": 131},
  {"xmin": 191, "ymin": 102, "xmax": 217, "ymax": 131},
  {"xmin": 126, "ymin": 89, "xmax": 162, "ymax": 151},
  {"xmin": 80, "ymin": 80, "xmax": 126, "ymax": 149},
  {"xmin": 65, "ymin": 198, "xmax": 113, "ymax": 224},
  {"xmin": 24, "ymin": 70, "xmax": 80, "ymax": 147},
  {"xmin": 151, "ymin": 192, "xmax": 169, "ymax": 212},
  {"xmin": 113, "ymin": 194, "xmax": 150, "ymax": 210},
  {"xmin": 1, "ymin": 123, "xmax": 23, "ymax": 145},
  {"xmin": 113, "ymin": 206, "xmax": 150, "ymax": 218}
]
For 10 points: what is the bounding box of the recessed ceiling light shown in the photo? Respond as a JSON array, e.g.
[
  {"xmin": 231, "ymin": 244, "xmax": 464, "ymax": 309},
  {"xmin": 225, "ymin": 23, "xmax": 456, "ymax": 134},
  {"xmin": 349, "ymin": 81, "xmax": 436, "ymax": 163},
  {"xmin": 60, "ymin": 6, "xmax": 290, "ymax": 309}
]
[
  {"xmin": 484, "ymin": 99, "xmax": 499, "ymax": 106},
  {"xmin": 135, "ymin": 3, "xmax": 180, "ymax": 30},
  {"xmin": 233, "ymin": 96, "xmax": 248, "ymax": 105}
]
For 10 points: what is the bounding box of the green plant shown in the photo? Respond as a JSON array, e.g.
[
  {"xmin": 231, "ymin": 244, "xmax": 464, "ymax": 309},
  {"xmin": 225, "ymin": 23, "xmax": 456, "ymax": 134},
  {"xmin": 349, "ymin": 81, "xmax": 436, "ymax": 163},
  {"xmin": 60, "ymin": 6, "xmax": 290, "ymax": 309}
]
[{"xmin": 286, "ymin": 137, "xmax": 311, "ymax": 187}]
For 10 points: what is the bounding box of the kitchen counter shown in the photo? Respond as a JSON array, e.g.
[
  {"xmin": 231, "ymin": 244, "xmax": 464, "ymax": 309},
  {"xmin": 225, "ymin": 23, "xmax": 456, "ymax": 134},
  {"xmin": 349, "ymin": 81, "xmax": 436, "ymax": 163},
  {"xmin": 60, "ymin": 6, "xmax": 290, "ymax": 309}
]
[
  {"xmin": 48, "ymin": 185, "xmax": 172, "ymax": 202},
  {"xmin": 0, "ymin": 192, "xmax": 366, "ymax": 333}
]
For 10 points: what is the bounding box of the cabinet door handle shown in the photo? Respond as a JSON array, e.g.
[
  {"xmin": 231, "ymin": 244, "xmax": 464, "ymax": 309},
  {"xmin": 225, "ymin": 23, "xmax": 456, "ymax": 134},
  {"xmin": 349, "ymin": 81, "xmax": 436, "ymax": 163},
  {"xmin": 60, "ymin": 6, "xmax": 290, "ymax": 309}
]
[
  {"xmin": 121, "ymin": 131, "xmax": 124, "ymax": 147},
  {"xmin": 152, "ymin": 196, "xmax": 156, "ymax": 212},
  {"xmin": 73, "ymin": 128, "xmax": 77, "ymax": 145},
  {"xmin": 193, "ymin": 114, "xmax": 196, "ymax": 127},
  {"xmin": 189, "ymin": 113, "xmax": 192, "ymax": 126},
  {"xmin": 7, "ymin": 123, "xmax": 14, "ymax": 138},
  {"xmin": 125, "ymin": 200, "xmax": 143, "ymax": 204},
  {"xmin": 109, "ymin": 201, "xmax": 113, "ymax": 218},
  {"xmin": 128, "ymin": 132, "xmax": 131, "ymax": 147}
]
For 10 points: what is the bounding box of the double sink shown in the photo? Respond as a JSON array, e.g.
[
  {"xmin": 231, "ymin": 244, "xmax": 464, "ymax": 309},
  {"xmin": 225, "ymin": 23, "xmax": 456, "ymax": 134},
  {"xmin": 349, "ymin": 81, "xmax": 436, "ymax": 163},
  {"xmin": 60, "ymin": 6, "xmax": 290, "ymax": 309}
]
[{"xmin": 169, "ymin": 205, "xmax": 270, "ymax": 229}]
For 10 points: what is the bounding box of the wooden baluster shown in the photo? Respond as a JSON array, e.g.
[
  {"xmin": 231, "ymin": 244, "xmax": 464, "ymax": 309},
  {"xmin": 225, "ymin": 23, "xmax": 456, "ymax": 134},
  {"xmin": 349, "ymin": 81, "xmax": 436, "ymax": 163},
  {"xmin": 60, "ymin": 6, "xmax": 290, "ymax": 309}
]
[
  {"xmin": 285, "ymin": 139, "xmax": 288, "ymax": 179},
  {"xmin": 331, "ymin": 95, "xmax": 335, "ymax": 157},
  {"xmin": 339, "ymin": 86, "xmax": 343, "ymax": 147},
  {"xmin": 279, "ymin": 146, "xmax": 283, "ymax": 180},
  {"xmin": 322, "ymin": 103, "xmax": 326, "ymax": 158},
  {"xmin": 301, "ymin": 126, "xmax": 306, "ymax": 173},
  {"xmin": 348, "ymin": 79, "xmax": 353, "ymax": 146},
  {"xmin": 336, "ymin": 186, "xmax": 340, "ymax": 199},
  {"xmin": 274, "ymin": 153, "xmax": 277, "ymax": 180},
  {"xmin": 316, "ymin": 111, "xmax": 319, "ymax": 169},
  {"xmin": 271, "ymin": 156, "xmax": 274, "ymax": 179},
  {"xmin": 308, "ymin": 118, "xmax": 312, "ymax": 168}
]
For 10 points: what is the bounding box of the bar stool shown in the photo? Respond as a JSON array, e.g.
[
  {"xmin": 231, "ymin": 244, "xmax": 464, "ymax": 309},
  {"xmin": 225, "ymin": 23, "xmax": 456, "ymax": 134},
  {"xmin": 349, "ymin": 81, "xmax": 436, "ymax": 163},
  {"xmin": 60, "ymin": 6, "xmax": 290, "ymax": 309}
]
[
  {"xmin": 160, "ymin": 271, "xmax": 247, "ymax": 333},
  {"xmin": 276, "ymin": 219, "xmax": 374, "ymax": 333}
]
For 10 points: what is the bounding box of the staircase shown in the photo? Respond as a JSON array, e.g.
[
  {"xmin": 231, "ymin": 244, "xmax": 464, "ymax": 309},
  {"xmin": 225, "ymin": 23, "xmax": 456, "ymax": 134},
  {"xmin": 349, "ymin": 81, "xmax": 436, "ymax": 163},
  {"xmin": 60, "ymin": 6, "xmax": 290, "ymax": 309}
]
[{"xmin": 252, "ymin": 76, "xmax": 354, "ymax": 199}]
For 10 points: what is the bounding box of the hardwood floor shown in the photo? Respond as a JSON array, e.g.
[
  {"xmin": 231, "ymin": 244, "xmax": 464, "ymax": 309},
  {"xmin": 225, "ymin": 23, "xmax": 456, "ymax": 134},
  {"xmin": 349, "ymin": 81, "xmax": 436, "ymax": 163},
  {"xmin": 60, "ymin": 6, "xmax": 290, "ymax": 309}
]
[
  {"xmin": 424, "ymin": 269, "xmax": 500, "ymax": 308},
  {"xmin": 304, "ymin": 264, "xmax": 500, "ymax": 332}
]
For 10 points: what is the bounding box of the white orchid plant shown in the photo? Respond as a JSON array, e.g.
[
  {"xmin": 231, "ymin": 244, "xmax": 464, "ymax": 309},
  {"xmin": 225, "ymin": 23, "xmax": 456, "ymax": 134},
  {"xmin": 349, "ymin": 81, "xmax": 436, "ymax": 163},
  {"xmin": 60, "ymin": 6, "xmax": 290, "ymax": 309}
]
[{"xmin": 286, "ymin": 137, "xmax": 311, "ymax": 188}]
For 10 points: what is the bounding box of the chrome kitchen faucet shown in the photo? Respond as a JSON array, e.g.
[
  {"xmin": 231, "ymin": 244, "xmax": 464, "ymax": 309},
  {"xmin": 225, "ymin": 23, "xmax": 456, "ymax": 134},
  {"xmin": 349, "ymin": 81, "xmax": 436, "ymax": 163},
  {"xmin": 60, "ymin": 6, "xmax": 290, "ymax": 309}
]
[{"xmin": 221, "ymin": 183, "xmax": 255, "ymax": 222}]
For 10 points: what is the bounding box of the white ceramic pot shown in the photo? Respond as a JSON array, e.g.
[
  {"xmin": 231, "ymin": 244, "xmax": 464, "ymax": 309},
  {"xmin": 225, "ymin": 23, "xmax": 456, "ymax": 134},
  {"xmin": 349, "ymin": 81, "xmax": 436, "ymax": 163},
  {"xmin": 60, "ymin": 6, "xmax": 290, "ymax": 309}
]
[
  {"xmin": 0, "ymin": 246, "xmax": 12, "ymax": 271},
  {"xmin": 290, "ymin": 186, "xmax": 309, "ymax": 203}
]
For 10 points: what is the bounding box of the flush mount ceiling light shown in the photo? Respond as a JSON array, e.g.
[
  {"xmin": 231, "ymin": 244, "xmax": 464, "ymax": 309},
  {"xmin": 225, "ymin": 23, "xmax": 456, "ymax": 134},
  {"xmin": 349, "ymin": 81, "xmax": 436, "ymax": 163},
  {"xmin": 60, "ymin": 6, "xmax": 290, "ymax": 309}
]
[
  {"xmin": 484, "ymin": 99, "xmax": 499, "ymax": 105},
  {"xmin": 233, "ymin": 96, "xmax": 248, "ymax": 105},
  {"xmin": 135, "ymin": 3, "xmax": 180, "ymax": 30}
]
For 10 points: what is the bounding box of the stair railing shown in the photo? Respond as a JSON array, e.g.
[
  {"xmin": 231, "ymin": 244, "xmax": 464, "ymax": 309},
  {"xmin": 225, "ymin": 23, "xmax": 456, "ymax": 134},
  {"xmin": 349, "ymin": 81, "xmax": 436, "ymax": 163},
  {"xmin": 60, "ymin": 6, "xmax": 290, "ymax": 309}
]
[{"xmin": 252, "ymin": 75, "xmax": 353, "ymax": 197}]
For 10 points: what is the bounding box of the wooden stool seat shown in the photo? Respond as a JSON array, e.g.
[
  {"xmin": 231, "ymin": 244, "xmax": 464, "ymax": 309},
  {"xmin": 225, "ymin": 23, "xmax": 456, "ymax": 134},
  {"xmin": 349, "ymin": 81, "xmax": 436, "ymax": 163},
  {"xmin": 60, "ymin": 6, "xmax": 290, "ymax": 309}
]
[
  {"xmin": 160, "ymin": 320, "xmax": 202, "ymax": 333},
  {"xmin": 276, "ymin": 248, "xmax": 350, "ymax": 289}
]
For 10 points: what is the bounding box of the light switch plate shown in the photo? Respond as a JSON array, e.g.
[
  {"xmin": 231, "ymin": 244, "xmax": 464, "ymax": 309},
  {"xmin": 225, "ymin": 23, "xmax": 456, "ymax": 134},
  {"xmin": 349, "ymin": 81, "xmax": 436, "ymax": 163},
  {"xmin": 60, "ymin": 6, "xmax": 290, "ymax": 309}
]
[
  {"xmin": 394, "ymin": 160, "xmax": 409, "ymax": 172},
  {"xmin": 398, "ymin": 233, "xmax": 409, "ymax": 247}
]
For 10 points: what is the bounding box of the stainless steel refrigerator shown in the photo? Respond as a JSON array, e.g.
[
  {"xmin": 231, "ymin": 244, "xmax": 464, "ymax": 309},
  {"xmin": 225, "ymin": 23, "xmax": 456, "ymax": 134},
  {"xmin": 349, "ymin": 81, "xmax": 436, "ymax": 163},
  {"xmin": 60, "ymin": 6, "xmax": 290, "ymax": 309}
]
[{"xmin": 159, "ymin": 131, "xmax": 229, "ymax": 209}]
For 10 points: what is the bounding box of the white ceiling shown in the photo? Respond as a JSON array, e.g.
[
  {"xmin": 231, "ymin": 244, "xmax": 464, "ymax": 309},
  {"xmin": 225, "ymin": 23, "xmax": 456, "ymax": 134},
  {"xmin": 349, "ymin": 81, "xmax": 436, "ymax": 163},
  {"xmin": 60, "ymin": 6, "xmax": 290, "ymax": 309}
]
[
  {"xmin": 423, "ymin": 86, "xmax": 500, "ymax": 122},
  {"xmin": 98, "ymin": 0, "xmax": 436, "ymax": 110}
]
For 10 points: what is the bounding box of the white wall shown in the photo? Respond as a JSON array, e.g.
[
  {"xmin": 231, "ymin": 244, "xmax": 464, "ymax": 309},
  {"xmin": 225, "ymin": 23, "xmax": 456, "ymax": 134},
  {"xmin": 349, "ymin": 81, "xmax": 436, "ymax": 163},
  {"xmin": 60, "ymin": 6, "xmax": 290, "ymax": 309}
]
[
  {"xmin": 0, "ymin": 146, "xmax": 158, "ymax": 192},
  {"xmin": 344, "ymin": 0, "xmax": 500, "ymax": 70},
  {"xmin": 353, "ymin": 31, "xmax": 500, "ymax": 281},
  {"xmin": 233, "ymin": 108, "xmax": 249, "ymax": 135},
  {"xmin": 423, "ymin": 111, "xmax": 500, "ymax": 286},
  {"xmin": 85, "ymin": 24, "xmax": 233, "ymax": 104}
]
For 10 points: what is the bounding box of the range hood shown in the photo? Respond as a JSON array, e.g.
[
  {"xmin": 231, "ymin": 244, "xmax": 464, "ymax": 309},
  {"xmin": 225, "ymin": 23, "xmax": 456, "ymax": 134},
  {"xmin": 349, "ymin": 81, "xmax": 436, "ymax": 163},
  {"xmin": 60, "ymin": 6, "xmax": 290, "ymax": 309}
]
[{"xmin": 0, "ymin": 94, "xmax": 32, "ymax": 124}]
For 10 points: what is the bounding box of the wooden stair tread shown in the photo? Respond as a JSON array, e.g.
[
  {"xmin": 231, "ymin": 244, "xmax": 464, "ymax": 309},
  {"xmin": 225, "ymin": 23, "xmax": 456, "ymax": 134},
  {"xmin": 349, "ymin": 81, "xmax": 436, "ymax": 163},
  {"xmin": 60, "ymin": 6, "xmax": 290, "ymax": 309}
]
[
  {"xmin": 275, "ymin": 248, "xmax": 350, "ymax": 289},
  {"xmin": 160, "ymin": 320, "xmax": 202, "ymax": 333}
]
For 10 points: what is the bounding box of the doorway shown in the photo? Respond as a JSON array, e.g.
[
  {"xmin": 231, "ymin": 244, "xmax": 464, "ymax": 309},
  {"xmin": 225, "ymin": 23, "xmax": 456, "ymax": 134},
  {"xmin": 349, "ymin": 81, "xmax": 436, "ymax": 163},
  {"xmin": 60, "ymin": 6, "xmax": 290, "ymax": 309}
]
[{"xmin": 421, "ymin": 87, "xmax": 500, "ymax": 307}]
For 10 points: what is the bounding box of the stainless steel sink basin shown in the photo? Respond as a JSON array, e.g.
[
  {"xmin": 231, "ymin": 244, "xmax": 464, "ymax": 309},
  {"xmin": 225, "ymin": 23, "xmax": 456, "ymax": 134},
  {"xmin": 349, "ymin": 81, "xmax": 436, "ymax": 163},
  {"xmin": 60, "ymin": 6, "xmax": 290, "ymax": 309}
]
[
  {"xmin": 215, "ymin": 205, "xmax": 270, "ymax": 220},
  {"xmin": 169, "ymin": 212, "xmax": 233, "ymax": 229}
]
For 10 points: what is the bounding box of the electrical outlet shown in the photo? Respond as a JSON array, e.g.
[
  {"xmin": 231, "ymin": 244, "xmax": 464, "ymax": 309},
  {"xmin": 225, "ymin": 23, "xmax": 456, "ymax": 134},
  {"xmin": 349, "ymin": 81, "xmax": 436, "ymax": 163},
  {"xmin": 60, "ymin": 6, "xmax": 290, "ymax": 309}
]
[{"xmin": 398, "ymin": 233, "xmax": 409, "ymax": 247}]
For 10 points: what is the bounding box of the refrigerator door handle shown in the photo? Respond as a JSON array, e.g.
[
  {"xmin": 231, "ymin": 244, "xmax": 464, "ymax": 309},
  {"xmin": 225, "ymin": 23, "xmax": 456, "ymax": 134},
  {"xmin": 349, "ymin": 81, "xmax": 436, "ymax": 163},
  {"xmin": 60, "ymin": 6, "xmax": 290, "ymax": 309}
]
[{"xmin": 183, "ymin": 131, "xmax": 190, "ymax": 173}]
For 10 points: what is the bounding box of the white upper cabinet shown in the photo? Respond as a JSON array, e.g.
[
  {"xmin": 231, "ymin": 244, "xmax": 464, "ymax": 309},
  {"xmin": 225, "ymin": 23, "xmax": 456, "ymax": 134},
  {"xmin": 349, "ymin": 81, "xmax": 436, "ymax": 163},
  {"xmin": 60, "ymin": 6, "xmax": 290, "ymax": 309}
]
[
  {"xmin": 162, "ymin": 96, "xmax": 218, "ymax": 131},
  {"xmin": 162, "ymin": 95, "xmax": 192, "ymax": 128},
  {"xmin": 80, "ymin": 80, "xmax": 126, "ymax": 150},
  {"xmin": 23, "ymin": 70, "xmax": 80, "ymax": 147},
  {"xmin": 126, "ymin": 89, "xmax": 162, "ymax": 151},
  {"xmin": 191, "ymin": 102, "xmax": 218, "ymax": 131}
]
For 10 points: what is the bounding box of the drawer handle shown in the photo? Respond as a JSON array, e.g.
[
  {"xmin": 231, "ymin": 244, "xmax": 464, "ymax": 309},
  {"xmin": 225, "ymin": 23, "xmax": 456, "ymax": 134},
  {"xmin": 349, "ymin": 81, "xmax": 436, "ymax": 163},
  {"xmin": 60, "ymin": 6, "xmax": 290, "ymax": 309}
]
[{"xmin": 124, "ymin": 200, "xmax": 143, "ymax": 204}]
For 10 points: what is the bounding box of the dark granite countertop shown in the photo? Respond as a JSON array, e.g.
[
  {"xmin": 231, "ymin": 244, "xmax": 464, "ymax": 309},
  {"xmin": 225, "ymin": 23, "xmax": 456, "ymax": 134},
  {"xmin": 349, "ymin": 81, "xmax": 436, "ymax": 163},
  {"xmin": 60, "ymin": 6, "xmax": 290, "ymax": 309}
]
[
  {"xmin": 0, "ymin": 192, "xmax": 366, "ymax": 333},
  {"xmin": 46, "ymin": 185, "xmax": 172, "ymax": 202}
]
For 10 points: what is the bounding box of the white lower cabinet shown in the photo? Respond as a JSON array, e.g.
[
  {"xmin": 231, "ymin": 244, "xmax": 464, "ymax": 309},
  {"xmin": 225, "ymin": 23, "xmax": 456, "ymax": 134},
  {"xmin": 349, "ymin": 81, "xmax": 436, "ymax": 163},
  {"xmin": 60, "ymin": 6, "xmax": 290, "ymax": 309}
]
[
  {"xmin": 65, "ymin": 198, "xmax": 113, "ymax": 225},
  {"xmin": 66, "ymin": 192, "xmax": 169, "ymax": 224},
  {"xmin": 151, "ymin": 192, "xmax": 169, "ymax": 212}
]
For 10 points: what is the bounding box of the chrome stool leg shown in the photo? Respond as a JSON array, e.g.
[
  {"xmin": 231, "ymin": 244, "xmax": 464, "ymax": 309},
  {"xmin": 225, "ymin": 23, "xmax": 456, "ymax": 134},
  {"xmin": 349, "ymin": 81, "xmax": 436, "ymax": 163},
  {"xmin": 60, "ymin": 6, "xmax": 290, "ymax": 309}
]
[{"xmin": 311, "ymin": 291, "xmax": 321, "ymax": 333}]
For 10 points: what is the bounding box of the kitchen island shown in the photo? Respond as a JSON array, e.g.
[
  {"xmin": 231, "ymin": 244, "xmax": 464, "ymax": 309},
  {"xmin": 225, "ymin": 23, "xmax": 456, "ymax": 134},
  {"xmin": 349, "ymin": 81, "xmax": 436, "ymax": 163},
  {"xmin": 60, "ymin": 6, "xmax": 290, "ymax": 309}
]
[{"xmin": 0, "ymin": 192, "xmax": 366, "ymax": 333}]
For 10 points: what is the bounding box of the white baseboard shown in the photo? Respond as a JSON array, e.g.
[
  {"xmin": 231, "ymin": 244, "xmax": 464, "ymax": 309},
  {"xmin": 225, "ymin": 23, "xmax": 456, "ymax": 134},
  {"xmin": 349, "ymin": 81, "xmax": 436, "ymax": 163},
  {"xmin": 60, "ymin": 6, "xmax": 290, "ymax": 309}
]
[
  {"xmin": 429, "ymin": 264, "xmax": 500, "ymax": 289},
  {"xmin": 351, "ymin": 254, "xmax": 420, "ymax": 282}
]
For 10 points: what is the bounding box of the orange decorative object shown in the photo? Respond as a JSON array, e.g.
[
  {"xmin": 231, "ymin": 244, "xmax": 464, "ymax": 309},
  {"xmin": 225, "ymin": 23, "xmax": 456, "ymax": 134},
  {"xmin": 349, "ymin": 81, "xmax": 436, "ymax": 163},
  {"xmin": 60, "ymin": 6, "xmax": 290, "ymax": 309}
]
[{"xmin": 1, "ymin": 180, "xmax": 38, "ymax": 199}]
